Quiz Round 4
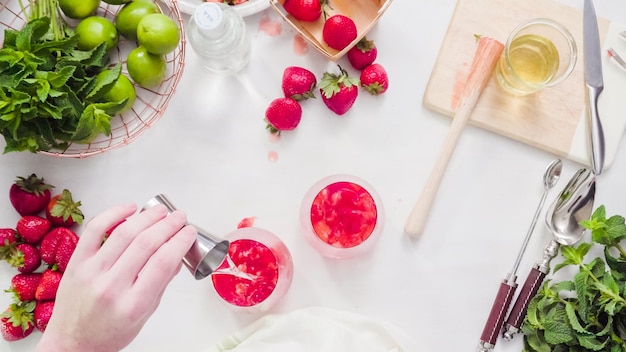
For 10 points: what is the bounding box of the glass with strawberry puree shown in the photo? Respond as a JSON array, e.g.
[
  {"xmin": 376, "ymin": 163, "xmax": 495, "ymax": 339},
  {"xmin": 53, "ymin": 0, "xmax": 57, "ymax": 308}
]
[
  {"xmin": 211, "ymin": 227, "xmax": 293, "ymax": 313},
  {"xmin": 300, "ymin": 175, "xmax": 384, "ymax": 258}
]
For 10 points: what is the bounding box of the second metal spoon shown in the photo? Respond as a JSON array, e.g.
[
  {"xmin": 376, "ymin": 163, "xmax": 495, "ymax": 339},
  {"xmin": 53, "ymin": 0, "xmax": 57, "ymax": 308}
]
[
  {"xmin": 502, "ymin": 167, "xmax": 596, "ymax": 340},
  {"xmin": 477, "ymin": 159, "xmax": 562, "ymax": 351}
]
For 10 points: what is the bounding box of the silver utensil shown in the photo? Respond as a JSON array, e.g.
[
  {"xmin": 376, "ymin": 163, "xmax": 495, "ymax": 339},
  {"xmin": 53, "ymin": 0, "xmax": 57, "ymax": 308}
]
[
  {"xmin": 583, "ymin": 0, "xmax": 606, "ymax": 175},
  {"xmin": 143, "ymin": 194, "xmax": 230, "ymax": 280},
  {"xmin": 477, "ymin": 159, "xmax": 562, "ymax": 352},
  {"xmin": 502, "ymin": 168, "xmax": 596, "ymax": 340}
]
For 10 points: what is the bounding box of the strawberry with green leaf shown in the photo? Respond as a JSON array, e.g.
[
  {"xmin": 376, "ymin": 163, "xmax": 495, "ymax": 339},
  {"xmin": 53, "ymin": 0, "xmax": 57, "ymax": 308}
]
[
  {"xmin": 0, "ymin": 228, "xmax": 19, "ymax": 260},
  {"xmin": 16, "ymin": 215, "xmax": 51, "ymax": 244},
  {"xmin": 8, "ymin": 273, "xmax": 43, "ymax": 302},
  {"xmin": 360, "ymin": 63, "xmax": 389, "ymax": 96},
  {"xmin": 45, "ymin": 189, "xmax": 84, "ymax": 227},
  {"xmin": 7, "ymin": 243, "xmax": 41, "ymax": 274},
  {"xmin": 9, "ymin": 174, "xmax": 54, "ymax": 216},
  {"xmin": 319, "ymin": 65, "xmax": 360, "ymax": 115},
  {"xmin": 0, "ymin": 301, "xmax": 35, "ymax": 341},
  {"xmin": 265, "ymin": 97, "xmax": 303, "ymax": 135},
  {"xmin": 282, "ymin": 66, "xmax": 317, "ymax": 101},
  {"xmin": 347, "ymin": 37, "xmax": 378, "ymax": 70}
]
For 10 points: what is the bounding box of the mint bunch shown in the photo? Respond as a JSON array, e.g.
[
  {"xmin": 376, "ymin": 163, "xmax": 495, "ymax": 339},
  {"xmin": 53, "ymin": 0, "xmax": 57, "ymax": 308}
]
[
  {"xmin": 0, "ymin": 17, "xmax": 127, "ymax": 153},
  {"xmin": 522, "ymin": 205, "xmax": 626, "ymax": 351}
]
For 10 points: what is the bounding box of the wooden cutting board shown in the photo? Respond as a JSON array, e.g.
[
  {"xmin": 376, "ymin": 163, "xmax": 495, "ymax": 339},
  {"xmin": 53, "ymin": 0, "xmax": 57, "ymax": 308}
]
[{"xmin": 424, "ymin": 0, "xmax": 626, "ymax": 169}]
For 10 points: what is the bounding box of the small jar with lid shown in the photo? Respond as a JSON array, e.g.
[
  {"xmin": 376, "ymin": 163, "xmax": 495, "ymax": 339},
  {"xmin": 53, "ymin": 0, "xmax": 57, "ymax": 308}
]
[{"xmin": 186, "ymin": 2, "xmax": 251, "ymax": 75}]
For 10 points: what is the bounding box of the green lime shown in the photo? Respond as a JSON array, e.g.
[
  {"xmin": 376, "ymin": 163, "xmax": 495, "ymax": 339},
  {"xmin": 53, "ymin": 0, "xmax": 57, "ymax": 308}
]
[
  {"xmin": 127, "ymin": 46, "xmax": 166, "ymax": 88},
  {"xmin": 105, "ymin": 74, "xmax": 136, "ymax": 113},
  {"xmin": 59, "ymin": 0, "xmax": 100, "ymax": 19},
  {"xmin": 75, "ymin": 16, "xmax": 119, "ymax": 52},
  {"xmin": 137, "ymin": 13, "xmax": 180, "ymax": 55},
  {"xmin": 115, "ymin": 0, "xmax": 160, "ymax": 41}
]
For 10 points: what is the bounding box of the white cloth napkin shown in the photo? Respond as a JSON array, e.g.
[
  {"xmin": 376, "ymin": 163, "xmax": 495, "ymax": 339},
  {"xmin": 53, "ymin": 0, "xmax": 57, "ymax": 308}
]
[{"xmin": 208, "ymin": 307, "xmax": 417, "ymax": 352}]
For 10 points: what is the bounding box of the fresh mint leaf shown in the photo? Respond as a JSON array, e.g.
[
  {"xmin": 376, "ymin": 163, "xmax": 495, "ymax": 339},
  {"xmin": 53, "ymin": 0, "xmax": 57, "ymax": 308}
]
[
  {"xmin": 544, "ymin": 318, "xmax": 574, "ymax": 344},
  {"xmin": 565, "ymin": 301, "xmax": 589, "ymax": 334},
  {"xmin": 16, "ymin": 18, "xmax": 50, "ymax": 52},
  {"xmin": 85, "ymin": 64, "xmax": 121, "ymax": 101},
  {"xmin": 577, "ymin": 333, "xmax": 609, "ymax": 351},
  {"xmin": 560, "ymin": 243, "xmax": 591, "ymax": 269}
]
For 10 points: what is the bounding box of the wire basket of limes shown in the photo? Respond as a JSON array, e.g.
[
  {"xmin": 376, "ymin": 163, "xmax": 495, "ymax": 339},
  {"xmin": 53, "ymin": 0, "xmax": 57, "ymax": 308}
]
[{"xmin": 0, "ymin": 0, "xmax": 186, "ymax": 158}]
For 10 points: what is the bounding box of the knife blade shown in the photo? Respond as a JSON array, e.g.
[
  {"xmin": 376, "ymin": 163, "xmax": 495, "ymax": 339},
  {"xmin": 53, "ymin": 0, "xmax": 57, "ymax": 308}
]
[{"xmin": 583, "ymin": 0, "xmax": 605, "ymax": 175}]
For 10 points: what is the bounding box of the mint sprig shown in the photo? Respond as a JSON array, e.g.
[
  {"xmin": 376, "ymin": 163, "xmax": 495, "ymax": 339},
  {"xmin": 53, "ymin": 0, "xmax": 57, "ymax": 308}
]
[{"xmin": 522, "ymin": 205, "xmax": 626, "ymax": 352}]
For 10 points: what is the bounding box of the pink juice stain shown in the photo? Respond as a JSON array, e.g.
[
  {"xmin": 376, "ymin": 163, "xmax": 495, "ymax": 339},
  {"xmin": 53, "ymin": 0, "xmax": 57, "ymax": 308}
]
[
  {"xmin": 451, "ymin": 63, "xmax": 469, "ymax": 110},
  {"xmin": 267, "ymin": 151, "xmax": 279, "ymax": 163},
  {"xmin": 258, "ymin": 13, "xmax": 282, "ymax": 37},
  {"xmin": 293, "ymin": 35, "xmax": 309, "ymax": 56},
  {"xmin": 310, "ymin": 181, "xmax": 378, "ymax": 248},
  {"xmin": 212, "ymin": 239, "xmax": 279, "ymax": 307}
]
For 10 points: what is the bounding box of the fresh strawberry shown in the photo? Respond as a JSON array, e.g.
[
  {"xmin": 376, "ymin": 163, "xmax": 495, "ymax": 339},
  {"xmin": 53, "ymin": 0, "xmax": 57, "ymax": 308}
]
[
  {"xmin": 347, "ymin": 37, "xmax": 378, "ymax": 70},
  {"xmin": 33, "ymin": 301, "xmax": 54, "ymax": 332},
  {"xmin": 16, "ymin": 215, "xmax": 51, "ymax": 244},
  {"xmin": 8, "ymin": 273, "xmax": 42, "ymax": 302},
  {"xmin": 322, "ymin": 15, "xmax": 357, "ymax": 51},
  {"xmin": 319, "ymin": 65, "xmax": 360, "ymax": 115},
  {"xmin": 264, "ymin": 97, "xmax": 302, "ymax": 135},
  {"xmin": 282, "ymin": 66, "xmax": 317, "ymax": 101},
  {"xmin": 360, "ymin": 63, "xmax": 389, "ymax": 96},
  {"xmin": 40, "ymin": 227, "xmax": 79, "ymax": 272},
  {"xmin": 0, "ymin": 302, "xmax": 35, "ymax": 341},
  {"xmin": 9, "ymin": 174, "xmax": 54, "ymax": 216},
  {"xmin": 0, "ymin": 228, "xmax": 19, "ymax": 260},
  {"xmin": 35, "ymin": 269, "xmax": 62, "ymax": 301},
  {"xmin": 7, "ymin": 244, "xmax": 41, "ymax": 274},
  {"xmin": 45, "ymin": 189, "xmax": 84, "ymax": 227},
  {"xmin": 283, "ymin": 0, "xmax": 325, "ymax": 22}
]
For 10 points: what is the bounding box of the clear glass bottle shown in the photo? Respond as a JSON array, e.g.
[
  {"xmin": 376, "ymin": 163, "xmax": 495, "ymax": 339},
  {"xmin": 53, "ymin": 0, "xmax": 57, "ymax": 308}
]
[{"xmin": 186, "ymin": 2, "xmax": 251, "ymax": 75}]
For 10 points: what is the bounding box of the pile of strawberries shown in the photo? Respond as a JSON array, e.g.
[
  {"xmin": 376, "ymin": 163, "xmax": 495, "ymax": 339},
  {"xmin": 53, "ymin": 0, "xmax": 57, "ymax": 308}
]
[
  {"xmin": 0, "ymin": 174, "xmax": 84, "ymax": 341},
  {"xmin": 265, "ymin": 1, "xmax": 389, "ymax": 134}
]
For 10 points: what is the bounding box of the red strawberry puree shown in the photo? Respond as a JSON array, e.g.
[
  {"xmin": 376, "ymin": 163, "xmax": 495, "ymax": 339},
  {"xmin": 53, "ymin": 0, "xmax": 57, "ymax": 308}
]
[
  {"xmin": 212, "ymin": 239, "xmax": 279, "ymax": 307},
  {"xmin": 310, "ymin": 181, "xmax": 377, "ymax": 248}
]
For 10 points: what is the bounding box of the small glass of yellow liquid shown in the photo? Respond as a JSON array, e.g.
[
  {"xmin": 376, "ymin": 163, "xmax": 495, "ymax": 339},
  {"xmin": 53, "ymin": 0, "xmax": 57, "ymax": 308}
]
[{"xmin": 495, "ymin": 18, "xmax": 577, "ymax": 95}]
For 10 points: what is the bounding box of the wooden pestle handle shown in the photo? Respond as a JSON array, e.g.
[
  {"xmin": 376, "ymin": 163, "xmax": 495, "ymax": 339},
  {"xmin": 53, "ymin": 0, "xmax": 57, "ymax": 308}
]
[
  {"xmin": 404, "ymin": 37, "xmax": 503, "ymax": 237},
  {"xmin": 403, "ymin": 100, "xmax": 478, "ymax": 236}
]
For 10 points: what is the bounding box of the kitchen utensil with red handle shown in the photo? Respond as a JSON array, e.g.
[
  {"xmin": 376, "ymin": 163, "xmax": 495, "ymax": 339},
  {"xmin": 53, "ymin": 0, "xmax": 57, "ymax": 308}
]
[
  {"xmin": 502, "ymin": 264, "xmax": 550, "ymax": 339},
  {"xmin": 478, "ymin": 279, "xmax": 517, "ymax": 351},
  {"xmin": 404, "ymin": 36, "xmax": 504, "ymax": 237}
]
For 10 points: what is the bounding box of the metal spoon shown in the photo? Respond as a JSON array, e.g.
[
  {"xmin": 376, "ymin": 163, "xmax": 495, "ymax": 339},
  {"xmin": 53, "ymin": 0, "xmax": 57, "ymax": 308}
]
[
  {"xmin": 502, "ymin": 168, "xmax": 596, "ymax": 340},
  {"xmin": 477, "ymin": 159, "xmax": 562, "ymax": 352}
]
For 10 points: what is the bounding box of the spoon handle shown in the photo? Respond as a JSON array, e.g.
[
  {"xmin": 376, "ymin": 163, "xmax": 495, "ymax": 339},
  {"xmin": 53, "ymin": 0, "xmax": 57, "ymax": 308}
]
[
  {"xmin": 478, "ymin": 280, "xmax": 517, "ymax": 351},
  {"xmin": 502, "ymin": 266, "xmax": 547, "ymax": 339}
]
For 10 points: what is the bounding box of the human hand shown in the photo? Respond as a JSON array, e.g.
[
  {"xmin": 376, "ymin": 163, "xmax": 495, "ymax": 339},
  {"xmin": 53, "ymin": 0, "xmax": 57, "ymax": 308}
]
[{"xmin": 36, "ymin": 203, "xmax": 196, "ymax": 352}]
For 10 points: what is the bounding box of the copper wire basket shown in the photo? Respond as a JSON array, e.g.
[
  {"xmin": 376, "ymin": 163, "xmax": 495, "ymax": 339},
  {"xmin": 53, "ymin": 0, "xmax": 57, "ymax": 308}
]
[{"xmin": 0, "ymin": 0, "xmax": 186, "ymax": 158}]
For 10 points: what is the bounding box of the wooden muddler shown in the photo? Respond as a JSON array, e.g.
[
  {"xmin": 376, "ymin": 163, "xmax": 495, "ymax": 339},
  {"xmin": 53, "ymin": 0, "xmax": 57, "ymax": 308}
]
[{"xmin": 404, "ymin": 36, "xmax": 504, "ymax": 238}]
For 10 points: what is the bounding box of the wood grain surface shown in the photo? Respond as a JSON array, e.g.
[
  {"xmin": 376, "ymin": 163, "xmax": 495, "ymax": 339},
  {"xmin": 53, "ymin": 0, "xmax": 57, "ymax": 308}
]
[{"xmin": 423, "ymin": 0, "xmax": 612, "ymax": 160}]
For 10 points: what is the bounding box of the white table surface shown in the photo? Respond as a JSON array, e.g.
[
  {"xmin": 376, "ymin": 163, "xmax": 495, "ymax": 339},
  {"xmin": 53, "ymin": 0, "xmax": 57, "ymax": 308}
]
[{"xmin": 2, "ymin": 0, "xmax": 626, "ymax": 351}]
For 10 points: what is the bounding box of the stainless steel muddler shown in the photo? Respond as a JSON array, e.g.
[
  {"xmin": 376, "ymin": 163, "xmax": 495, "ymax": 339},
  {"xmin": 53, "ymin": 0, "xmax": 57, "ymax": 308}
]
[{"xmin": 143, "ymin": 194, "xmax": 229, "ymax": 280}]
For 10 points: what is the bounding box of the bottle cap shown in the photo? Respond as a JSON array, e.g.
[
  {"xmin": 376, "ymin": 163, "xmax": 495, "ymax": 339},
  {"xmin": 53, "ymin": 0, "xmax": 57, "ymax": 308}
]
[{"xmin": 194, "ymin": 3, "xmax": 224, "ymax": 31}]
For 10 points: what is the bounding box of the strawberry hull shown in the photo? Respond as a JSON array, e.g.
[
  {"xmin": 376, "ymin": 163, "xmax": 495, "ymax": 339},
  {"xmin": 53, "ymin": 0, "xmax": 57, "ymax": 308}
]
[
  {"xmin": 300, "ymin": 175, "xmax": 384, "ymax": 258},
  {"xmin": 210, "ymin": 227, "xmax": 293, "ymax": 314}
]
